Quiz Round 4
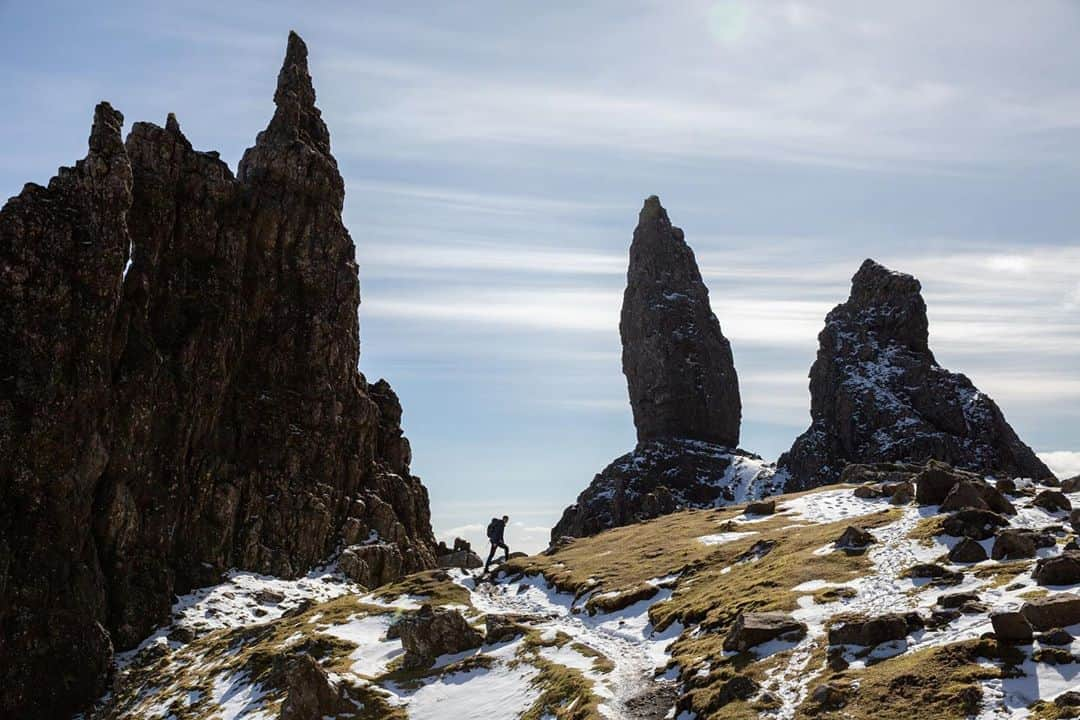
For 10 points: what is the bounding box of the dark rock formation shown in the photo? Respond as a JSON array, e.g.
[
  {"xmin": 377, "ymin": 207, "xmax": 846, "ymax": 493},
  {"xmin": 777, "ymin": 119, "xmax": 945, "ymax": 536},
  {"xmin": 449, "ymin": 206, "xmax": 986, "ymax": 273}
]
[
  {"xmin": 835, "ymin": 526, "xmax": 876, "ymax": 553},
  {"xmin": 338, "ymin": 543, "xmax": 406, "ymax": 588},
  {"xmin": 622, "ymin": 196, "xmax": 740, "ymax": 446},
  {"xmin": 1033, "ymin": 490, "xmax": 1072, "ymax": 514},
  {"xmin": 827, "ymin": 613, "xmax": 908, "ymax": 647},
  {"xmin": 941, "ymin": 509, "xmax": 1010, "ymax": 540},
  {"xmin": 396, "ymin": 604, "xmax": 483, "ymax": 669},
  {"xmin": 551, "ymin": 440, "xmax": 780, "ymax": 540},
  {"xmin": 1033, "ymin": 551, "xmax": 1080, "ymax": 586},
  {"xmin": 0, "ymin": 32, "xmax": 436, "ymax": 718},
  {"xmin": 948, "ymin": 538, "xmax": 988, "ymax": 563},
  {"xmin": 991, "ymin": 529, "xmax": 1048, "ymax": 560},
  {"xmin": 553, "ymin": 198, "xmax": 772, "ymax": 541},
  {"xmin": 778, "ymin": 259, "xmax": 1051, "ymax": 490},
  {"xmin": 991, "ymin": 610, "xmax": 1033, "ymax": 644},
  {"xmin": 1022, "ymin": 593, "xmax": 1080, "ymax": 630},
  {"xmin": 279, "ymin": 653, "xmax": 358, "ymax": 720},
  {"xmin": 723, "ymin": 612, "xmax": 807, "ymax": 652}
]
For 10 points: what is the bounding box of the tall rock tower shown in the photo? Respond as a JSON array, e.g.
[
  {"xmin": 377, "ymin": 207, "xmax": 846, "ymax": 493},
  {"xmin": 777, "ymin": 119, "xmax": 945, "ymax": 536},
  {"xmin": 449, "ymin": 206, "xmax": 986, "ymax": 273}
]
[
  {"xmin": 778, "ymin": 258, "xmax": 1052, "ymax": 490},
  {"xmin": 552, "ymin": 197, "xmax": 778, "ymax": 540},
  {"xmin": 621, "ymin": 196, "xmax": 742, "ymax": 446}
]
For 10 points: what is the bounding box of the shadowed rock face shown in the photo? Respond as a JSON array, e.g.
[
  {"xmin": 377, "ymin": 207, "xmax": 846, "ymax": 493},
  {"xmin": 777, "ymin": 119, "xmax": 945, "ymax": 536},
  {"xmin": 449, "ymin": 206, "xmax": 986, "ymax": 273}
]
[
  {"xmin": 622, "ymin": 196, "xmax": 741, "ymax": 447},
  {"xmin": 0, "ymin": 32, "xmax": 435, "ymax": 718},
  {"xmin": 552, "ymin": 198, "xmax": 760, "ymax": 541},
  {"xmin": 778, "ymin": 258, "xmax": 1051, "ymax": 491}
]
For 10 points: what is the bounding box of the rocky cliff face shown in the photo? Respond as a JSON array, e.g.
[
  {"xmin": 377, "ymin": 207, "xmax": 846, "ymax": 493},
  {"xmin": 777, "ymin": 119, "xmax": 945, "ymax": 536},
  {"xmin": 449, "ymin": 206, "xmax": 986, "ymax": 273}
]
[
  {"xmin": 553, "ymin": 198, "xmax": 767, "ymax": 541},
  {"xmin": 622, "ymin": 196, "xmax": 741, "ymax": 446},
  {"xmin": 0, "ymin": 32, "xmax": 436, "ymax": 718},
  {"xmin": 778, "ymin": 258, "xmax": 1051, "ymax": 491}
]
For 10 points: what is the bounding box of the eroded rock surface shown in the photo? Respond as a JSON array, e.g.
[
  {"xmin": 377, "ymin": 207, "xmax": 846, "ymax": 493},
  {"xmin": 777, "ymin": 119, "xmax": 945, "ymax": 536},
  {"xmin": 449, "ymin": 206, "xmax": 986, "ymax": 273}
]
[
  {"xmin": 778, "ymin": 259, "xmax": 1050, "ymax": 490},
  {"xmin": 622, "ymin": 196, "xmax": 741, "ymax": 446},
  {"xmin": 0, "ymin": 32, "xmax": 435, "ymax": 718},
  {"xmin": 552, "ymin": 198, "xmax": 765, "ymax": 541},
  {"xmin": 551, "ymin": 440, "xmax": 781, "ymax": 540}
]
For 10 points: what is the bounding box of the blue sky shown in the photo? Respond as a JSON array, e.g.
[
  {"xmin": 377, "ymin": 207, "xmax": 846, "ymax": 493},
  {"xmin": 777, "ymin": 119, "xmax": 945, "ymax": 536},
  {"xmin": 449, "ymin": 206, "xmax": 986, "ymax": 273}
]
[{"xmin": 3, "ymin": 1, "xmax": 1079, "ymax": 553}]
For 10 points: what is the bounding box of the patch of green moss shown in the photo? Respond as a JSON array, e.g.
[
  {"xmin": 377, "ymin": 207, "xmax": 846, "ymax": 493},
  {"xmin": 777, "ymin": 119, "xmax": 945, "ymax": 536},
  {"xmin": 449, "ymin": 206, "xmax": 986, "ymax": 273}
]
[
  {"xmin": 376, "ymin": 569, "xmax": 470, "ymax": 606},
  {"xmin": 796, "ymin": 640, "xmax": 1004, "ymax": 719}
]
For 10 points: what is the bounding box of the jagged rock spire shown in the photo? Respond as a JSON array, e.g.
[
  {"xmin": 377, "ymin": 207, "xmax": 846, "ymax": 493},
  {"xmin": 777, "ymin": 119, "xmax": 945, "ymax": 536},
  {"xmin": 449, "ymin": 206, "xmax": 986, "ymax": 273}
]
[
  {"xmin": 0, "ymin": 31, "xmax": 434, "ymax": 718},
  {"xmin": 778, "ymin": 258, "xmax": 1051, "ymax": 490},
  {"xmin": 264, "ymin": 30, "xmax": 332, "ymax": 155},
  {"xmin": 89, "ymin": 101, "xmax": 125, "ymax": 155},
  {"xmin": 621, "ymin": 195, "xmax": 741, "ymax": 447}
]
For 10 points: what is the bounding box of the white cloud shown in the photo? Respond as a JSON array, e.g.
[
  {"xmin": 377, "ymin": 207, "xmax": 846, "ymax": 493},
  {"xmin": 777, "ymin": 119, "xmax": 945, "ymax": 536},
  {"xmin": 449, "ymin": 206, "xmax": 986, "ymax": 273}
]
[{"xmin": 1038, "ymin": 451, "xmax": 1080, "ymax": 480}]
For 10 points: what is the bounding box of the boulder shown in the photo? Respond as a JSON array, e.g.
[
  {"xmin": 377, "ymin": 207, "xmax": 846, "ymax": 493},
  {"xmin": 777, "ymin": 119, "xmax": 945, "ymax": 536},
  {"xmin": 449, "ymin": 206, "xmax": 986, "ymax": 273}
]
[
  {"xmin": 621, "ymin": 196, "xmax": 741, "ymax": 447},
  {"xmin": 811, "ymin": 682, "xmax": 850, "ymax": 709},
  {"xmin": 1032, "ymin": 551, "xmax": 1080, "ymax": 586},
  {"xmin": 907, "ymin": 563, "xmax": 964, "ymax": 585},
  {"xmin": 991, "ymin": 529, "xmax": 1039, "ymax": 560},
  {"xmin": 948, "ymin": 538, "xmax": 988, "ymax": 563},
  {"xmin": 484, "ymin": 614, "xmax": 529, "ymax": 644},
  {"xmin": 1038, "ymin": 628, "xmax": 1075, "ymax": 646},
  {"xmin": 835, "ymin": 526, "xmax": 876, "ymax": 553},
  {"xmin": 1055, "ymin": 691, "xmax": 1080, "ymax": 710},
  {"xmin": 939, "ymin": 480, "xmax": 1015, "ymax": 515},
  {"xmin": 941, "ymin": 509, "xmax": 1010, "ymax": 540},
  {"xmin": 396, "ymin": 605, "xmax": 483, "ymax": 669},
  {"xmin": 991, "ymin": 610, "xmax": 1033, "ymax": 644},
  {"xmin": 996, "ymin": 478, "xmax": 1018, "ymax": 494},
  {"xmin": 338, "ymin": 544, "xmax": 404, "ymax": 588},
  {"xmin": 436, "ymin": 550, "xmax": 483, "ymax": 570},
  {"xmin": 0, "ymin": 33, "xmax": 439, "ymax": 717},
  {"xmin": 723, "ymin": 612, "xmax": 807, "ymax": 652},
  {"xmin": 827, "ymin": 614, "xmax": 908, "ymax": 647},
  {"xmin": 938, "ymin": 592, "xmax": 980, "ymax": 609},
  {"xmin": 854, "ymin": 484, "xmax": 883, "ymax": 499},
  {"xmin": 1033, "ymin": 490, "xmax": 1073, "ymax": 514},
  {"xmin": 1072, "ymin": 509, "xmax": 1080, "ymax": 533},
  {"xmin": 746, "ymin": 500, "xmax": 776, "ymax": 516},
  {"xmin": 279, "ymin": 653, "xmax": 354, "ymax": 720},
  {"xmin": 778, "ymin": 259, "xmax": 1050, "ymax": 493},
  {"xmin": 1022, "ymin": 594, "xmax": 1080, "ymax": 631},
  {"xmin": 1062, "ymin": 476, "xmax": 1080, "ymax": 493}
]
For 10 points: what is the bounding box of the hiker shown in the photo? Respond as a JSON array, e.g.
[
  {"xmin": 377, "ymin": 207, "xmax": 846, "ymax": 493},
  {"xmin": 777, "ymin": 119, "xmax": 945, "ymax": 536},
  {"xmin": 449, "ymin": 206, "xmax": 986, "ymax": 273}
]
[{"xmin": 483, "ymin": 515, "xmax": 510, "ymax": 572}]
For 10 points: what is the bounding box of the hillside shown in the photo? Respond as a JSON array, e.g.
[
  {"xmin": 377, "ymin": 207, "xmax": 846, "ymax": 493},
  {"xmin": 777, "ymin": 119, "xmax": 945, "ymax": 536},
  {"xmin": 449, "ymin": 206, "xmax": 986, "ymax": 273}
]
[{"xmin": 89, "ymin": 469, "xmax": 1080, "ymax": 719}]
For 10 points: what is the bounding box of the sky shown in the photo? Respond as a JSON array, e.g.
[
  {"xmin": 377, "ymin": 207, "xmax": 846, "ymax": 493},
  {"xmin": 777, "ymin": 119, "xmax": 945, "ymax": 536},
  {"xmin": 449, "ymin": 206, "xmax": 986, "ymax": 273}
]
[{"xmin": 2, "ymin": 1, "xmax": 1079, "ymax": 554}]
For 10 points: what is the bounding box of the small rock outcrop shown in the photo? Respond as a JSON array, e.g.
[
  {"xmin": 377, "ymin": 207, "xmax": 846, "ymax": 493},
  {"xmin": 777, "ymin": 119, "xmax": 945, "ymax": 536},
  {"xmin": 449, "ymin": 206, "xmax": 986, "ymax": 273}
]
[
  {"xmin": 436, "ymin": 538, "xmax": 483, "ymax": 569},
  {"xmin": 723, "ymin": 612, "xmax": 807, "ymax": 652},
  {"xmin": 1022, "ymin": 594, "xmax": 1080, "ymax": 630},
  {"xmin": 991, "ymin": 610, "xmax": 1034, "ymax": 644},
  {"xmin": 551, "ymin": 440, "xmax": 781, "ymax": 540},
  {"xmin": 396, "ymin": 605, "xmax": 483, "ymax": 669},
  {"xmin": 827, "ymin": 613, "xmax": 909, "ymax": 647},
  {"xmin": 552, "ymin": 198, "xmax": 776, "ymax": 541},
  {"xmin": 948, "ymin": 538, "xmax": 988, "ymax": 563},
  {"xmin": 0, "ymin": 33, "xmax": 436, "ymax": 718},
  {"xmin": 1033, "ymin": 551, "xmax": 1080, "ymax": 586},
  {"xmin": 778, "ymin": 259, "xmax": 1051, "ymax": 490}
]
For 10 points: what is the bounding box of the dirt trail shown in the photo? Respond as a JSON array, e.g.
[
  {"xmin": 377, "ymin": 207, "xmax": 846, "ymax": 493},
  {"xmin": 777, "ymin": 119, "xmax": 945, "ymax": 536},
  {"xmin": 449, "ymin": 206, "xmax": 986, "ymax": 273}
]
[{"xmin": 462, "ymin": 573, "xmax": 678, "ymax": 720}]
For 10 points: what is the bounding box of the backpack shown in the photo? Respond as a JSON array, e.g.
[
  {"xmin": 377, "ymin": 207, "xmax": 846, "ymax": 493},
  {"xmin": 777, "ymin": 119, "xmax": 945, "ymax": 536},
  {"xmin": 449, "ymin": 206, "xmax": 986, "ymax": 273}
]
[{"xmin": 486, "ymin": 518, "xmax": 500, "ymax": 541}]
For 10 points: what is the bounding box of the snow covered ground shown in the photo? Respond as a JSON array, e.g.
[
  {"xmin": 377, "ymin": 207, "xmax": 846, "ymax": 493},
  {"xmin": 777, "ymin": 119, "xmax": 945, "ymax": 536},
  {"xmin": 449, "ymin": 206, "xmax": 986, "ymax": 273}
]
[{"xmin": 88, "ymin": 480, "xmax": 1080, "ymax": 720}]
